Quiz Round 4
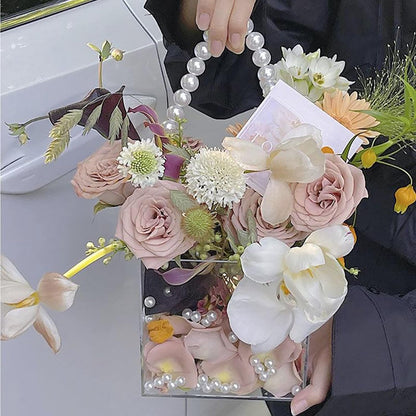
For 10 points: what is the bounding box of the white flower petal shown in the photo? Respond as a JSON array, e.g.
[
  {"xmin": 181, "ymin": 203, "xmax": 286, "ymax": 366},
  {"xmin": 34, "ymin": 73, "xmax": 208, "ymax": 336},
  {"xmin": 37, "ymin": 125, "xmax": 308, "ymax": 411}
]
[
  {"xmin": 1, "ymin": 255, "xmax": 29, "ymax": 284},
  {"xmin": 311, "ymin": 254, "xmax": 347, "ymax": 299},
  {"xmin": 263, "ymin": 362, "xmax": 302, "ymax": 397},
  {"xmin": 305, "ymin": 225, "xmax": 355, "ymax": 258},
  {"xmin": 33, "ymin": 307, "xmax": 61, "ymax": 353},
  {"xmin": 228, "ymin": 278, "xmax": 292, "ymax": 351},
  {"xmin": 289, "ymin": 307, "xmax": 327, "ymax": 343},
  {"xmin": 261, "ymin": 177, "xmax": 294, "ymax": 225},
  {"xmin": 37, "ymin": 273, "xmax": 79, "ymax": 311},
  {"xmin": 281, "ymin": 124, "xmax": 322, "ymax": 146},
  {"xmin": 241, "ymin": 237, "xmax": 289, "ymax": 283},
  {"xmin": 284, "ymin": 243, "xmax": 325, "ymax": 274},
  {"xmin": 222, "ymin": 137, "xmax": 269, "ymax": 171},
  {"xmin": 1, "ymin": 305, "xmax": 39, "ymax": 340},
  {"xmin": 1, "ymin": 280, "xmax": 35, "ymax": 304}
]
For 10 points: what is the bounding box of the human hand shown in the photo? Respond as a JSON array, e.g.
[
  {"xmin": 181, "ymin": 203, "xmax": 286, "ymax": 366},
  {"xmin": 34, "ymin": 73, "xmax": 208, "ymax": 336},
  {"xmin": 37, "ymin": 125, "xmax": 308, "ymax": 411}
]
[
  {"xmin": 195, "ymin": 0, "xmax": 256, "ymax": 57},
  {"xmin": 291, "ymin": 319, "xmax": 333, "ymax": 415}
]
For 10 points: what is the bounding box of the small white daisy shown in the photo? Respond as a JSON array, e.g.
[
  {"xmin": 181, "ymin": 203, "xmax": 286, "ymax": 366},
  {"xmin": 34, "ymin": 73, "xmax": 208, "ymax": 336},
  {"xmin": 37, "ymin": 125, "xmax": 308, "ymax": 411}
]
[
  {"xmin": 117, "ymin": 139, "xmax": 164, "ymax": 187},
  {"xmin": 185, "ymin": 148, "xmax": 246, "ymax": 209}
]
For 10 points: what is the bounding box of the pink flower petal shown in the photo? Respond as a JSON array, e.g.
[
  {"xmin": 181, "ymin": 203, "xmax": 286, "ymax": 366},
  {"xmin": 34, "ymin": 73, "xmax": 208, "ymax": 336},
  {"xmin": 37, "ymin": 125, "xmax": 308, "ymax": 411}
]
[
  {"xmin": 263, "ymin": 362, "xmax": 302, "ymax": 397},
  {"xmin": 33, "ymin": 307, "xmax": 61, "ymax": 353}
]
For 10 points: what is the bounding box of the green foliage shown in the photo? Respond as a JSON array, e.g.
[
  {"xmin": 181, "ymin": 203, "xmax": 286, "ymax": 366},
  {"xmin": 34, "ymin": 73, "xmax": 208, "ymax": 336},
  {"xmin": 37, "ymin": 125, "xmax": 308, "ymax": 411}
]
[
  {"xmin": 44, "ymin": 132, "xmax": 70, "ymax": 164},
  {"xmin": 83, "ymin": 103, "xmax": 103, "ymax": 135},
  {"xmin": 108, "ymin": 106, "xmax": 123, "ymax": 142},
  {"xmin": 170, "ymin": 190, "xmax": 198, "ymax": 213},
  {"xmin": 49, "ymin": 109, "xmax": 83, "ymax": 139},
  {"xmin": 163, "ymin": 143, "xmax": 191, "ymax": 160},
  {"xmin": 93, "ymin": 201, "xmax": 116, "ymax": 214},
  {"xmin": 120, "ymin": 116, "xmax": 130, "ymax": 148},
  {"xmin": 246, "ymin": 209, "xmax": 258, "ymax": 244}
]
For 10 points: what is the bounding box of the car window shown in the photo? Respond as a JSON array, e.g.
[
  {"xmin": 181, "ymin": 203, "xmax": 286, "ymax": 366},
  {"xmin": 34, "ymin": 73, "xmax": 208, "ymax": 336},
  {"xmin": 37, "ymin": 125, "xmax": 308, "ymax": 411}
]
[{"xmin": 1, "ymin": 0, "xmax": 96, "ymax": 31}]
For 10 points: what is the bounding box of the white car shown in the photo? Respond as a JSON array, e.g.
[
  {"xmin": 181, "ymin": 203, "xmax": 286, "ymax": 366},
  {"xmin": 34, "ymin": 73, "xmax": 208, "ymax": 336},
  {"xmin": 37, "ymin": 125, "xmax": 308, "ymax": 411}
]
[{"xmin": 1, "ymin": 1, "xmax": 260, "ymax": 415}]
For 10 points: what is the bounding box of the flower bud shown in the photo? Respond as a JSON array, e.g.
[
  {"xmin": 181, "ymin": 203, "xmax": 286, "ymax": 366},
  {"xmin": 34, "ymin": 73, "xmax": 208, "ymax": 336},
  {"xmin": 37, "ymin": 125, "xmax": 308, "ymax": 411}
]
[
  {"xmin": 6, "ymin": 122, "xmax": 25, "ymax": 136},
  {"xmin": 18, "ymin": 132, "xmax": 29, "ymax": 145},
  {"xmin": 111, "ymin": 49, "xmax": 124, "ymax": 61},
  {"xmin": 361, "ymin": 149, "xmax": 377, "ymax": 169},
  {"xmin": 98, "ymin": 237, "xmax": 106, "ymax": 246},
  {"xmin": 394, "ymin": 185, "xmax": 416, "ymax": 214}
]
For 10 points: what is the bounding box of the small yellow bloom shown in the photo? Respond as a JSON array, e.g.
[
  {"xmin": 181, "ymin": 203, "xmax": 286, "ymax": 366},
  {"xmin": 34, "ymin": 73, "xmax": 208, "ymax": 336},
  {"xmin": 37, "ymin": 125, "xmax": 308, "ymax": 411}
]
[
  {"xmin": 111, "ymin": 48, "xmax": 124, "ymax": 61},
  {"xmin": 361, "ymin": 148, "xmax": 377, "ymax": 168},
  {"xmin": 394, "ymin": 185, "xmax": 416, "ymax": 214},
  {"xmin": 147, "ymin": 319, "xmax": 174, "ymax": 343},
  {"xmin": 337, "ymin": 257, "xmax": 345, "ymax": 268},
  {"xmin": 321, "ymin": 146, "xmax": 334, "ymax": 154}
]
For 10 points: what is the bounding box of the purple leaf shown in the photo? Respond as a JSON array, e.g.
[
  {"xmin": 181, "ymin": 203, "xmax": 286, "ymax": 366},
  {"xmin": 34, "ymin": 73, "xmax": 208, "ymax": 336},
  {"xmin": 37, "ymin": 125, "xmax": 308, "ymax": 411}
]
[
  {"xmin": 144, "ymin": 122, "xmax": 165, "ymax": 137},
  {"xmin": 164, "ymin": 154, "xmax": 185, "ymax": 179},
  {"xmin": 158, "ymin": 260, "xmax": 216, "ymax": 285},
  {"xmin": 128, "ymin": 104, "xmax": 159, "ymax": 123}
]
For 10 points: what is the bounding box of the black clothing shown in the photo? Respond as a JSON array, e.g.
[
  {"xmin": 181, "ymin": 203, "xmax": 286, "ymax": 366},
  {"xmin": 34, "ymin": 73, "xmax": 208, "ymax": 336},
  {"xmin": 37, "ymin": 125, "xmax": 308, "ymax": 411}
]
[{"xmin": 145, "ymin": 0, "xmax": 416, "ymax": 414}]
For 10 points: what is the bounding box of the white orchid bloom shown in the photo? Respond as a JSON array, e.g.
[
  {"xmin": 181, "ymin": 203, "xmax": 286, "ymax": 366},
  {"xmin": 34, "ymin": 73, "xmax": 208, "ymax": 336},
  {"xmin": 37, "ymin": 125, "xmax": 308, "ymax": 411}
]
[
  {"xmin": 227, "ymin": 225, "xmax": 354, "ymax": 352},
  {"xmin": 280, "ymin": 45, "xmax": 309, "ymax": 80},
  {"xmin": 223, "ymin": 123, "xmax": 325, "ymax": 225},
  {"xmin": 1, "ymin": 255, "xmax": 78, "ymax": 353}
]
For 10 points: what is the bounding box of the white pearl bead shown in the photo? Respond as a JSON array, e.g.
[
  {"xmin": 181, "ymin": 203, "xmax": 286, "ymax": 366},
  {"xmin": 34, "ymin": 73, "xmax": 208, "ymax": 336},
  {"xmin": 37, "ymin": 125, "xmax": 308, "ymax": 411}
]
[
  {"xmin": 198, "ymin": 374, "xmax": 209, "ymax": 384},
  {"xmin": 249, "ymin": 356, "xmax": 260, "ymax": 366},
  {"xmin": 194, "ymin": 42, "xmax": 211, "ymax": 60},
  {"xmin": 246, "ymin": 32, "xmax": 264, "ymax": 50},
  {"xmin": 144, "ymin": 315, "xmax": 154, "ymax": 323},
  {"xmin": 166, "ymin": 105, "xmax": 185, "ymax": 121},
  {"xmin": 162, "ymin": 373, "xmax": 172, "ymax": 383},
  {"xmin": 144, "ymin": 296, "xmax": 156, "ymax": 308},
  {"xmin": 230, "ymin": 382, "xmax": 240, "ymax": 392},
  {"xmin": 254, "ymin": 363, "xmax": 265, "ymax": 374},
  {"xmin": 187, "ymin": 57, "xmax": 206, "ymax": 76},
  {"xmin": 258, "ymin": 372, "xmax": 268, "ymax": 382},
  {"xmin": 203, "ymin": 30, "xmax": 209, "ymax": 42},
  {"xmin": 291, "ymin": 385, "xmax": 302, "ymax": 396},
  {"xmin": 175, "ymin": 376, "xmax": 186, "ymax": 387},
  {"xmin": 220, "ymin": 384, "xmax": 231, "ymax": 394},
  {"xmin": 154, "ymin": 377, "xmax": 164, "ymax": 388},
  {"xmin": 257, "ymin": 64, "xmax": 276, "ymax": 81},
  {"xmin": 228, "ymin": 332, "xmax": 238, "ymax": 343},
  {"xmin": 144, "ymin": 381, "xmax": 154, "ymax": 391},
  {"xmin": 181, "ymin": 73, "xmax": 199, "ymax": 92},
  {"xmin": 200, "ymin": 317, "xmax": 211, "ymax": 327},
  {"xmin": 262, "ymin": 80, "xmax": 276, "ymax": 96},
  {"xmin": 252, "ymin": 48, "xmax": 272, "ymax": 67},
  {"xmin": 202, "ymin": 383, "xmax": 213, "ymax": 393},
  {"xmin": 247, "ymin": 19, "xmax": 254, "ymax": 34},
  {"xmin": 167, "ymin": 381, "xmax": 176, "ymax": 390},
  {"xmin": 212, "ymin": 379, "xmax": 221, "ymax": 391},
  {"xmin": 206, "ymin": 310, "xmax": 218, "ymax": 322},
  {"xmin": 191, "ymin": 311, "xmax": 202, "ymax": 323},
  {"xmin": 195, "ymin": 382, "xmax": 201, "ymax": 390},
  {"xmin": 264, "ymin": 358, "xmax": 275, "ymax": 369},
  {"xmin": 162, "ymin": 119, "xmax": 179, "ymax": 134},
  {"xmin": 182, "ymin": 308, "xmax": 192, "ymax": 319},
  {"xmin": 173, "ymin": 89, "xmax": 192, "ymax": 107},
  {"xmin": 267, "ymin": 367, "xmax": 277, "ymax": 376}
]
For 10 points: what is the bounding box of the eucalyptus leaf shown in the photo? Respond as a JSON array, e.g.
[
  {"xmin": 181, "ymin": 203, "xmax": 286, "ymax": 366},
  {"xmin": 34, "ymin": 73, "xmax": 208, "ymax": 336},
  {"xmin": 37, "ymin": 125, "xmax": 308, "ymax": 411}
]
[
  {"xmin": 170, "ymin": 190, "xmax": 197, "ymax": 213},
  {"xmin": 237, "ymin": 229, "xmax": 251, "ymax": 247},
  {"xmin": 164, "ymin": 143, "xmax": 191, "ymax": 160}
]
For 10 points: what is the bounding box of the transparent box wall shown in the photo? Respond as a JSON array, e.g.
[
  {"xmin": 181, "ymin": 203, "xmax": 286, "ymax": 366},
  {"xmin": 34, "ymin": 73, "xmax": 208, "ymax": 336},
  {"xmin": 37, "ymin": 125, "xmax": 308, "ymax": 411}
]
[{"xmin": 139, "ymin": 260, "xmax": 308, "ymax": 400}]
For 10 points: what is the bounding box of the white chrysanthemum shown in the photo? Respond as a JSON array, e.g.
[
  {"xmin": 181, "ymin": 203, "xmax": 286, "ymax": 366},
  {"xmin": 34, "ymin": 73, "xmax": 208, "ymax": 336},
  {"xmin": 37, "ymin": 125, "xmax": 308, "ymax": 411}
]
[
  {"xmin": 185, "ymin": 148, "xmax": 246, "ymax": 209},
  {"xmin": 117, "ymin": 139, "xmax": 164, "ymax": 187}
]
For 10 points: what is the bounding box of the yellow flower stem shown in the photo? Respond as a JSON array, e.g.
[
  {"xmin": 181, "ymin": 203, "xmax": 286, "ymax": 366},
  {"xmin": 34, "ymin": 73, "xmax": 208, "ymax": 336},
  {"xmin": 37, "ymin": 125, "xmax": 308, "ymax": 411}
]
[
  {"xmin": 63, "ymin": 243, "xmax": 120, "ymax": 279},
  {"xmin": 377, "ymin": 160, "xmax": 413, "ymax": 185}
]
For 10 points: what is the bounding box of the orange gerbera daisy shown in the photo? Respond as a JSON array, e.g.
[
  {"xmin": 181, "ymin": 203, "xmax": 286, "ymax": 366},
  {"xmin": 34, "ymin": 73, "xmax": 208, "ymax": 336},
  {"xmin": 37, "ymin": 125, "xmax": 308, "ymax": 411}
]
[
  {"xmin": 317, "ymin": 90, "xmax": 379, "ymax": 144},
  {"xmin": 226, "ymin": 122, "xmax": 244, "ymax": 137}
]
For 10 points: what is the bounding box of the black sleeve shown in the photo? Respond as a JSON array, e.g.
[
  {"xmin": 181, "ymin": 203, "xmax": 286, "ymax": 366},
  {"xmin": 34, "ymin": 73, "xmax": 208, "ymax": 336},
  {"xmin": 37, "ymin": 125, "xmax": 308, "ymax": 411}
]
[{"xmin": 316, "ymin": 287, "xmax": 416, "ymax": 416}]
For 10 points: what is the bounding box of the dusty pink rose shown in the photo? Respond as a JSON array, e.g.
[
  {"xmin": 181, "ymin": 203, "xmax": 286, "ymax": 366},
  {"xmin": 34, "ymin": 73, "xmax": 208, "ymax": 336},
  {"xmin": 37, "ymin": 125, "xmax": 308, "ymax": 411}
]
[
  {"xmin": 201, "ymin": 341, "xmax": 258, "ymax": 395},
  {"xmin": 184, "ymin": 327, "xmax": 237, "ymax": 362},
  {"xmin": 71, "ymin": 141, "xmax": 134, "ymax": 205},
  {"xmin": 115, "ymin": 180, "xmax": 195, "ymax": 269},
  {"xmin": 143, "ymin": 336, "xmax": 198, "ymax": 388},
  {"xmin": 290, "ymin": 154, "xmax": 368, "ymax": 231},
  {"xmin": 223, "ymin": 188, "xmax": 307, "ymax": 247}
]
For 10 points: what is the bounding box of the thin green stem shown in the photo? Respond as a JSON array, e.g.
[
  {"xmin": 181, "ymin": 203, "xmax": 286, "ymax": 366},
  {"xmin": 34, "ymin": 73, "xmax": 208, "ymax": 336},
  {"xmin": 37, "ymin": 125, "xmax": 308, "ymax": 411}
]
[
  {"xmin": 98, "ymin": 58, "xmax": 103, "ymax": 88},
  {"xmin": 377, "ymin": 160, "xmax": 413, "ymax": 185},
  {"xmin": 23, "ymin": 115, "xmax": 49, "ymax": 127}
]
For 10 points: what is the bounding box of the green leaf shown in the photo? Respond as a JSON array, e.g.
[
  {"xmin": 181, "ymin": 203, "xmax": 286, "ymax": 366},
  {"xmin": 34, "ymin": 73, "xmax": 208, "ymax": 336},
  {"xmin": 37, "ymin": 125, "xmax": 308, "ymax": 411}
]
[
  {"xmin": 163, "ymin": 143, "xmax": 191, "ymax": 160},
  {"xmin": 87, "ymin": 43, "xmax": 101, "ymax": 54},
  {"xmin": 246, "ymin": 209, "xmax": 257, "ymax": 244},
  {"xmin": 120, "ymin": 116, "xmax": 130, "ymax": 148},
  {"xmin": 101, "ymin": 40, "xmax": 111, "ymax": 60},
  {"xmin": 44, "ymin": 131, "xmax": 70, "ymax": 163},
  {"xmin": 170, "ymin": 190, "xmax": 198, "ymax": 213},
  {"xmin": 340, "ymin": 133, "xmax": 360, "ymax": 162},
  {"xmin": 50, "ymin": 109, "xmax": 83, "ymax": 138},
  {"xmin": 236, "ymin": 229, "xmax": 251, "ymax": 247},
  {"xmin": 403, "ymin": 79, "xmax": 416, "ymax": 119},
  {"xmin": 173, "ymin": 255, "xmax": 182, "ymax": 268},
  {"xmin": 108, "ymin": 106, "xmax": 123, "ymax": 142},
  {"xmin": 83, "ymin": 103, "xmax": 103, "ymax": 135},
  {"xmin": 93, "ymin": 200, "xmax": 116, "ymax": 214}
]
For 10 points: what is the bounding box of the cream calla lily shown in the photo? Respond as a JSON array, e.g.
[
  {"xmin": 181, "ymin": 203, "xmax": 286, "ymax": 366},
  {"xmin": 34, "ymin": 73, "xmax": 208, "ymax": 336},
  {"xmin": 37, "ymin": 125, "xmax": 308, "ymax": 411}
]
[
  {"xmin": 222, "ymin": 124, "xmax": 325, "ymax": 225},
  {"xmin": 1, "ymin": 255, "xmax": 78, "ymax": 352},
  {"xmin": 228, "ymin": 225, "xmax": 354, "ymax": 352}
]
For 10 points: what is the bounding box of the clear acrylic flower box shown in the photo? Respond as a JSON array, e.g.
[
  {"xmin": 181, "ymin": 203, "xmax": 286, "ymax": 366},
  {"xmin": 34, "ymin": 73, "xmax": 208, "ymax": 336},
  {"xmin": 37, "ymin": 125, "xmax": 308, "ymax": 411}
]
[{"xmin": 139, "ymin": 259, "xmax": 308, "ymax": 401}]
